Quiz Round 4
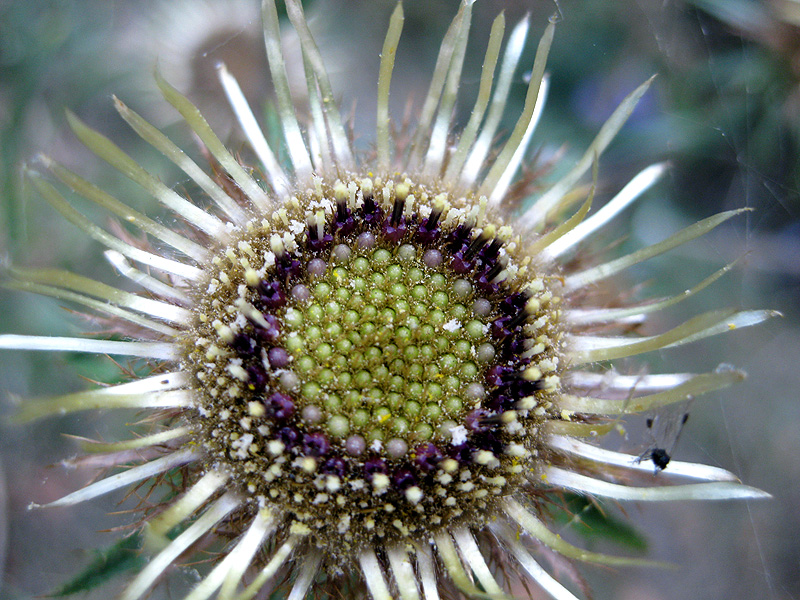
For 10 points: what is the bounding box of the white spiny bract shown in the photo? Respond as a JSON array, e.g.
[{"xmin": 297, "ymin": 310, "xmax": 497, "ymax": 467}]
[{"xmin": 0, "ymin": 1, "xmax": 774, "ymax": 599}]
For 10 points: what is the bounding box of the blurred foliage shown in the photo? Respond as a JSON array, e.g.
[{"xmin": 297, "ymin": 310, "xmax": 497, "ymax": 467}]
[{"xmin": 49, "ymin": 533, "xmax": 145, "ymax": 597}]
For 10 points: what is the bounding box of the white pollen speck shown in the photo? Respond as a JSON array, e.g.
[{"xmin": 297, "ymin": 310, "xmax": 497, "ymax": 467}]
[
  {"xmin": 337, "ymin": 515, "xmax": 351, "ymax": 533},
  {"xmin": 350, "ymin": 479, "xmax": 365, "ymax": 491},
  {"xmin": 312, "ymin": 493, "xmax": 329, "ymax": 504},
  {"xmin": 232, "ymin": 433, "xmax": 254, "ymax": 459},
  {"xmin": 372, "ymin": 473, "xmax": 390, "ymax": 494},
  {"xmin": 443, "ymin": 319, "xmax": 461, "ymax": 332},
  {"xmin": 449, "ymin": 425, "xmax": 468, "ymax": 445},
  {"xmin": 405, "ymin": 486, "xmax": 423, "ymax": 504},
  {"xmin": 325, "ymin": 475, "xmax": 342, "ymax": 492},
  {"xmin": 267, "ymin": 440, "xmax": 285, "ymax": 456},
  {"xmin": 370, "ymin": 439, "xmax": 383, "ymax": 452}
]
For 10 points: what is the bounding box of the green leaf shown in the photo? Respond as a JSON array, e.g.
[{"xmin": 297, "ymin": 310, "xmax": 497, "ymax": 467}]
[
  {"xmin": 553, "ymin": 494, "xmax": 648, "ymax": 552},
  {"xmin": 50, "ymin": 533, "xmax": 145, "ymax": 597}
]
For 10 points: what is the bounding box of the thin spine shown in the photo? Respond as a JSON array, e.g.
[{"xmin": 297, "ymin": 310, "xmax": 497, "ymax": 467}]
[
  {"xmin": 423, "ymin": 0, "xmax": 474, "ymax": 177},
  {"xmin": 360, "ymin": 548, "xmax": 394, "ymax": 600},
  {"xmin": 13, "ymin": 389, "xmax": 191, "ymax": 423},
  {"xmin": 113, "ymin": 96, "xmax": 249, "ymax": 223},
  {"xmin": 566, "ymin": 260, "xmax": 739, "ymax": 325},
  {"xmin": 568, "ymin": 309, "xmax": 778, "ymax": 364},
  {"xmin": 301, "ymin": 53, "xmax": 335, "ymax": 171},
  {"xmin": 104, "ymin": 250, "xmax": 190, "ymax": 304},
  {"xmin": 0, "ymin": 335, "xmax": 176, "ymax": 360},
  {"xmin": 185, "ymin": 509, "xmax": 275, "ymax": 600},
  {"xmin": 444, "ymin": 12, "xmax": 504, "ymax": 181},
  {"xmin": 490, "ymin": 523, "xmax": 581, "ymax": 600},
  {"xmin": 406, "ymin": 2, "xmax": 467, "ymax": 169},
  {"xmin": 565, "ymin": 209, "xmax": 747, "ymax": 289},
  {"xmin": 65, "ymin": 110, "xmax": 227, "ymax": 237},
  {"xmin": 154, "ymin": 72, "xmax": 273, "ymax": 212},
  {"xmin": 520, "ymin": 76, "xmax": 656, "ymax": 229},
  {"xmin": 460, "ymin": 16, "xmax": 529, "ymax": 188},
  {"xmin": 414, "ymin": 544, "xmax": 442, "ymax": 600},
  {"xmin": 434, "ymin": 531, "xmax": 489, "ymax": 599},
  {"xmin": 236, "ymin": 535, "xmax": 300, "ymax": 600},
  {"xmin": 144, "ymin": 471, "xmax": 229, "ymax": 549},
  {"xmin": 503, "ymin": 499, "xmax": 664, "ymax": 567},
  {"xmin": 40, "ymin": 448, "xmax": 199, "ymax": 508},
  {"xmin": 4, "ymin": 280, "xmax": 179, "ymax": 336},
  {"xmin": 544, "ymin": 163, "xmax": 667, "ymax": 258},
  {"xmin": 544, "ymin": 467, "xmax": 771, "ymax": 500},
  {"xmin": 559, "ymin": 369, "xmax": 745, "ymax": 414},
  {"xmin": 527, "ymin": 158, "xmax": 597, "ymax": 255},
  {"xmin": 121, "ymin": 493, "xmax": 240, "ymax": 600},
  {"xmin": 28, "ymin": 174, "xmax": 203, "ymax": 281},
  {"xmin": 261, "ymin": 0, "xmax": 312, "ymax": 179},
  {"xmin": 9, "ymin": 267, "xmax": 191, "ymax": 324},
  {"xmin": 77, "ymin": 426, "xmax": 191, "ymax": 453},
  {"xmin": 451, "ymin": 528, "xmax": 506, "ymax": 597},
  {"xmin": 565, "ymin": 371, "xmax": 695, "ymax": 396},
  {"xmin": 487, "ymin": 74, "xmax": 549, "ymax": 205},
  {"xmin": 43, "ymin": 156, "xmax": 209, "ymax": 262},
  {"xmin": 546, "ymin": 420, "xmax": 614, "ymax": 437},
  {"xmin": 479, "ymin": 20, "xmax": 555, "ymax": 198},
  {"xmin": 548, "ymin": 437, "xmax": 740, "ymax": 482},
  {"xmin": 377, "ymin": 3, "xmax": 405, "ymax": 172},
  {"xmin": 387, "ymin": 544, "xmax": 421, "ymax": 600},
  {"xmin": 283, "ymin": 0, "xmax": 354, "ymax": 169},
  {"xmin": 218, "ymin": 511, "xmax": 276, "ymax": 599},
  {"xmin": 217, "ymin": 63, "xmax": 291, "ymax": 198},
  {"xmin": 287, "ymin": 550, "xmax": 323, "ymax": 600}
]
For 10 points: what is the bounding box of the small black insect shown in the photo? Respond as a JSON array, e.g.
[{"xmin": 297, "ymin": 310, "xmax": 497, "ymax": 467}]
[{"xmin": 638, "ymin": 412, "xmax": 689, "ymax": 471}]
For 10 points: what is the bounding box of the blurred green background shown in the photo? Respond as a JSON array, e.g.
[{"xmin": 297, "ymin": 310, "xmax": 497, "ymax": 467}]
[{"xmin": 0, "ymin": 0, "xmax": 797, "ymax": 599}]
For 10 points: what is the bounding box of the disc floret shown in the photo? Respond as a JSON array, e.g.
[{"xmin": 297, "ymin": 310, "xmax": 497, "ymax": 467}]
[{"xmin": 184, "ymin": 175, "xmax": 563, "ymax": 556}]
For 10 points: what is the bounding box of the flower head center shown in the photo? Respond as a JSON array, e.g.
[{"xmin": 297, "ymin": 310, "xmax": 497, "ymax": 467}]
[{"xmin": 183, "ymin": 176, "xmax": 563, "ymax": 555}]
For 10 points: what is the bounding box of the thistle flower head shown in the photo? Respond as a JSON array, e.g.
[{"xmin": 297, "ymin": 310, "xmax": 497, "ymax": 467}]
[{"xmin": 0, "ymin": 1, "xmax": 777, "ymax": 599}]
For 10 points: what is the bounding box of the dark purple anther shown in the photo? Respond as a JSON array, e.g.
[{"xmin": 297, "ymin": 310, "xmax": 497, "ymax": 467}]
[
  {"xmin": 335, "ymin": 199, "xmax": 355, "ymax": 235},
  {"xmin": 275, "ymin": 254, "xmax": 302, "ymax": 280},
  {"xmin": 475, "ymin": 430, "xmax": 503, "ymax": 454},
  {"xmin": 267, "ymin": 347, "xmax": 290, "ymax": 369},
  {"xmin": 464, "ymin": 232, "xmax": 490, "ymax": 260},
  {"xmin": 302, "ymin": 432, "xmax": 330, "ymax": 457},
  {"xmin": 320, "ymin": 457, "xmax": 348, "ymax": 478},
  {"xmin": 392, "ymin": 468, "xmax": 417, "ymax": 489},
  {"xmin": 246, "ymin": 364, "xmax": 269, "ymax": 390},
  {"xmin": 500, "ymin": 293, "xmax": 528, "ymax": 315},
  {"xmin": 487, "ymin": 392, "xmax": 513, "ymax": 412},
  {"xmin": 307, "ymin": 229, "xmax": 333, "ymax": 252},
  {"xmin": 251, "ymin": 313, "xmax": 280, "ymax": 344},
  {"xmin": 383, "ymin": 220, "xmax": 406, "ymax": 243},
  {"xmin": 486, "ymin": 365, "xmax": 513, "ymax": 387},
  {"xmin": 465, "ymin": 408, "xmax": 491, "ymax": 432},
  {"xmin": 265, "ymin": 392, "xmax": 295, "ymax": 420},
  {"xmin": 450, "ymin": 251, "xmax": 472, "ymax": 274},
  {"xmin": 447, "ymin": 224, "xmax": 472, "ymax": 252},
  {"xmin": 361, "ymin": 196, "xmax": 383, "ymax": 227},
  {"xmin": 363, "ymin": 457, "xmax": 388, "ymax": 480},
  {"xmin": 257, "ymin": 280, "xmax": 286, "ymax": 309},
  {"xmin": 491, "ymin": 315, "xmax": 514, "ymax": 339},
  {"xmin": 478, "ymin": 237, "xmax": 502, "ymax": 262},
  {"xmin": 448, "ymin": 442, "xmax": 472, "ymax": 463},
  {"xmin": 416, "ymin": 212, "xmax": 441, "ymax": 244},
  {"xmin": 414, "ymin": 443, "xmax": 443, "ymax": 472},
  {"xmin": 278, "ymin": 426, "xmax": 300, "ymax": 448},
  {"xmin": 231, "ymin": 333, "xmax": 256, "ymax": 356}
]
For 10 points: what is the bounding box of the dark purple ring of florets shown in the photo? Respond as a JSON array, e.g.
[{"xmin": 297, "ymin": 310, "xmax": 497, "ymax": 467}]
[{"xmin": 221, "ymin": 189, "xmax": 544, "ymax": 495}]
